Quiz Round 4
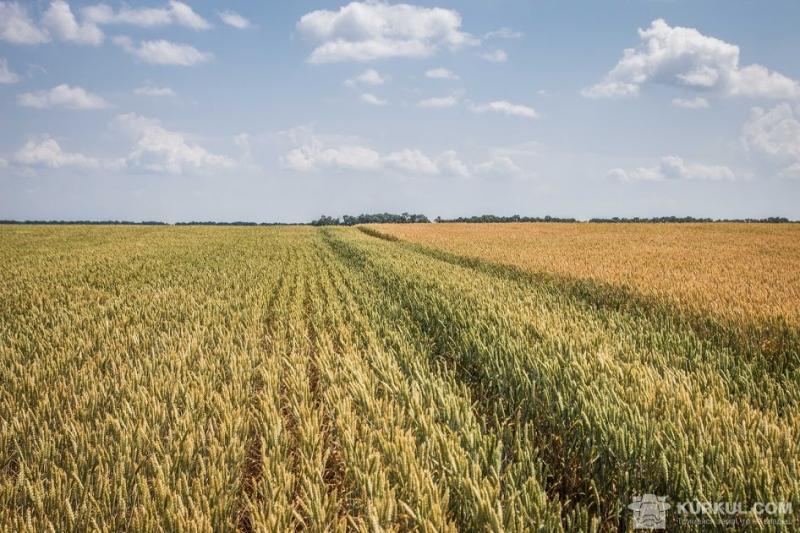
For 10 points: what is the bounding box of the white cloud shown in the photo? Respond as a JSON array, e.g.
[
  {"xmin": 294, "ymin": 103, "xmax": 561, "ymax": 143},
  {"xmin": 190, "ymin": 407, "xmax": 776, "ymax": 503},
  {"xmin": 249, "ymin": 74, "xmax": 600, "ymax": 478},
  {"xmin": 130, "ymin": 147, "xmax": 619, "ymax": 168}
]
[
  {"xmin": 425, "ymin": 67, "xmax": 458, "ymax": 80},
  {"xmin": 0, "ymin": 158, "xmax": 8, "ymax": 168},
  {"xmin": 166, "ymin": 1, "xmax": 210, "ymax": 29},
  {"xmin": 0, "ymin": 2, "xmax": 50, "ymax": 44},
  {"xmin": 484, "ymin": 27, "xmax": 523, "ymax": 40},
  {"xmin": 114, "ymin": 36, "xmax": 212, "ymax": 66},
  {"xmin": 2, "ymin": 1, "xmax": 210, "ymax": 47},
  {"xmin": 583, "ymin": 19, "xmax": 800, "ymax": 100},
  {"xmin": 42, "ymin": 0, "xmax": 103, "ymax": 45},
  {"xmin": 479, "ymin": 49, "xmax": 507, "ymax": 63},
  {"xmin": 359, "ymin": 92, "xmax": 387, "ymax": 106},
  {"xmin": 115, "ymin": 113, "xmax": 235, "ymax": 174},
  {"xmin": 280, "ymin": 127, "xmax": 469, "ymax": 177},
  {"xmin": 384, "ymin": 149, "xmax": 438, "ymax": 174},
  {"xmin": 297, "ymin": 1, "xmax": 478, "ymax": 63},
  {"xmin": 134, "ymin": 85, "xmax": 176, "ymax": 97},
  {"xmin": 14, "ymin": 136, "xmax": 98, "ymax": 168},
  {"xmin": 218, "ymin": 9, "xmax": 250, "ymax": 29},
  {"xmin": 418, "ymin": 95, "xmax": 458, "ymax": 108},
  {"xmin": 435, "ymin": 150, "xmax": 469, "ymax": 177},
  {"xmin": 83, "ymin": 1, "xmax": 210, "ymax": 30},
  {"xmin": 474, "ymin": 155, "xmax": 525, "ymax": 179},
  {"xmin": 741, "ymin": 104, "xmax": 800, "ymax": 178},
  {"xmin": 471, "ymin": 100, "xmax": 537, "ymax": 119},
  {"xmin": 609, "ymin": 156, "xmax": 735, "ymax": 182},
  {"xmin": 346, "ymin": 68, "xmax": 386, "ymax": 86},
  {"xmin": 283, "ymin": 142, "xmax": 382, "ymax": 173},
  {"xmin": 672, "ymin": 96, "xmax": 709, "ymax": 109},
  {"xmin": 18, "ymin": 84, "xmax": 109, "ymax": 110},
  {"xmin": 0, "ymin": 58, "xmax": 20, "ymax": 83}
]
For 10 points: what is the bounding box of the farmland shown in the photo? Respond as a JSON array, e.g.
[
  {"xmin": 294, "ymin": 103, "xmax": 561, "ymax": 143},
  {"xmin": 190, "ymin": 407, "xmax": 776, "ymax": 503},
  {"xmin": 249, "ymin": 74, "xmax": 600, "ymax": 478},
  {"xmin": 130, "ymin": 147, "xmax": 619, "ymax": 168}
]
[
  {"xmin": 1, "ymin": 224, "xmax": 798, "ymax": 531},
  {"xmin": 367, "ymin": 222, "xmax": 800, "ymax": 323}
]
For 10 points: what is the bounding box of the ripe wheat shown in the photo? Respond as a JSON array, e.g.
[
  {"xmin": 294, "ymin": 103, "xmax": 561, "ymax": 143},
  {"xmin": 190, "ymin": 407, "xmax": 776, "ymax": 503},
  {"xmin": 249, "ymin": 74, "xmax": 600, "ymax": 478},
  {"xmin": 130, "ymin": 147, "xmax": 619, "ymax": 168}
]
[{"xmin": 1, "ymin": 224, "xmax": 797, "ymax": 531}]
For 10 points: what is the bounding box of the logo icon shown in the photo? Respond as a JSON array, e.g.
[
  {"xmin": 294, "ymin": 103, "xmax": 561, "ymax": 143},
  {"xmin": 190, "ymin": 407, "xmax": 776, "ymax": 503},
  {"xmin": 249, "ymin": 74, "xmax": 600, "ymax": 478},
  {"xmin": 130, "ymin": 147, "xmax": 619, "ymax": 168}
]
[{"xmin": 629, "ymin": 494, "xmax": 670, "ymax": 529}]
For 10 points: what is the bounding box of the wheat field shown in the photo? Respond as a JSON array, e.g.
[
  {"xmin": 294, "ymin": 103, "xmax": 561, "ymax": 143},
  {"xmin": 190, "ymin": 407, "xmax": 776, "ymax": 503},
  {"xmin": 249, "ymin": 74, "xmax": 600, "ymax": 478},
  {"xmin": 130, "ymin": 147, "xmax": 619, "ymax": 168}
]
[
  {"xmin": 1, "ymin": 224, "xmax": 798, "ymax": 531},
  {"xmin": 367, "ymin": 223, "xmax": 800, "ymax": 323}
]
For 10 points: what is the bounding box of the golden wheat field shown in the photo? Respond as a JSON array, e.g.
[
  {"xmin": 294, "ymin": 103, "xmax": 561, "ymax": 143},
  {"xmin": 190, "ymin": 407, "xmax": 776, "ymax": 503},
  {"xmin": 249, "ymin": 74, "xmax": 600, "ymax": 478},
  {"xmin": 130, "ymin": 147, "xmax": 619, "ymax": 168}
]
[
  {"xmin": 367, "ymin": 223, "xmax": 800, "ymax": 324},
  {"xmin": 1, "ymin": 224, "xmax": 798, "ymax": 531}
]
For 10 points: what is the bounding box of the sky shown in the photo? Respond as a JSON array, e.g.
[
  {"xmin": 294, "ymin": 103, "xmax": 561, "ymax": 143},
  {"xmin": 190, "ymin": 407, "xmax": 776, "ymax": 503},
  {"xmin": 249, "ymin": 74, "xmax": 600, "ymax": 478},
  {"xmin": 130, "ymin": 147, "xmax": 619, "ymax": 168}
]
[{"xmin": 1, "ymin": 0, "xmax": 799, "ymax": 222}]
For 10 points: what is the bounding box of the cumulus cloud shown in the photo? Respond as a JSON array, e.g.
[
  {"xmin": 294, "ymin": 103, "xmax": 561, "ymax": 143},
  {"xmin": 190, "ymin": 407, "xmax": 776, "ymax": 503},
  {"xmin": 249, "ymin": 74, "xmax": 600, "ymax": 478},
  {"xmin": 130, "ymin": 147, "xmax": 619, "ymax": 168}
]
[
  {"xmin": 18, "ymin": 84, "xmax": 109, "ymax": 110},
  {"xmin": 2, "ymin": 1, "xmax": 210, "ymax": 47},
  {"xmin": 471, "ymin": 100, "xmax": 537, "ymax": 119},
  {"xmin": 166, "ymin": 1, "xmax": 210, "ymax": 29},
  {"xmin": 359, "ymin": 92, "xmax": 387, "ymax": 106},
  {"xmin": 346, "ymin": 68, "xmax": 386, "ymax": 86},
  {"xmin": 83, "ymin": 1, "xmax": 210, "ymax": 30},
  {"xmin": 479, "ymin": 49, "xmax": 507, "ymax": 63},
  {"xmin": 283, "ymin": 142, "xmax": 382, "ymax": 173},
  {"xmin": 418, "ymin": 95, "xmax": 458, "ymax": 108},
  {"xmin": 425, "ymin": 67, "xmax": 458, "ymax": 80},
  {"xmin": 1, "ymin": 1, "xmax": 105, "ymax": 46},
  {"xmin": 114, "ymin": 36, "xmax": 212, "ymax": 66},
  {"xmin": 608, "ymin": 156, "xmax": 735, "ymax": 182},
  {"xmin": 276, "ymin": 126, "xmax": 379, "ymax": 172},
  {"xmin": 218, "ymin": 10, "xmax": 250, "ymax": 29},
  {"xmin": 42, "ymin": 0, "xmax": 103, "ymax": 45},
  {"xmin": 741, "ymin": 104, "xmax": 800, "ymax": 179},
  {"xmin": 134, "ymin": 85, "xmax": 176, "ymax": 97},
  {"xmin": 297, "ymin": 1, "xmax": 478, "ymax": 63},
  {"xmin": 672, "ymin": 96, "xmax": 709, "ymax": 109},
  {"xmin": 115, "ymin": 113, "xmax": 235, "ymax": 174},
  {"xmin": 583, "ymin": 19, "xmax": 800, "ymax": 100},
  {"xmin": 0, "ymin": 2, "xmax": 50, "ymax": 44},
  {"xmin": 14, "ymin": 136, "xmax": 99, "ymax": 168},
  {"xmin": 280, "ymin": 127, "xmax": 468, "ymax": 177},
  {"xmin": 0, "ymin": 58, "xmax": 20, "ymax": 83}
]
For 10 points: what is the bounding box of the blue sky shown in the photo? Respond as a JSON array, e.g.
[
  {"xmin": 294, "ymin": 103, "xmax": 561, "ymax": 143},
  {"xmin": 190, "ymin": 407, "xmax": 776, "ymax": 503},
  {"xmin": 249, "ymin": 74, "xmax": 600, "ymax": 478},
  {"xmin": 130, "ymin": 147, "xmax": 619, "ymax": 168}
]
[{"xmin": 1, "ymin": 0, "xmax": 799, "ymax": 222}]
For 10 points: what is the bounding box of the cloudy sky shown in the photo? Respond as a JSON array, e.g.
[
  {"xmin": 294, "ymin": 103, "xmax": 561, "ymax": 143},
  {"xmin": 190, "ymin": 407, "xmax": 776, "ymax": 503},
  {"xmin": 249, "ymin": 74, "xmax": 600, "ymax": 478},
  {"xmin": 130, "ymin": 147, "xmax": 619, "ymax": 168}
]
[{"xmin": 1, "ymin": 0, "xmax": 799, "ymax": 222}]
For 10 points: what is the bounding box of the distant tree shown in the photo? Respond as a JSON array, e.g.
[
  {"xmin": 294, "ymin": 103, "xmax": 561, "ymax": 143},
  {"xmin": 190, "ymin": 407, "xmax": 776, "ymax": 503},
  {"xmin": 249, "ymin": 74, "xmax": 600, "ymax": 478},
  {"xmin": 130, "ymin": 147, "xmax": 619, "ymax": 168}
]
[
  {"xmin": 311, "ymin": 215, "xmax": 341, "ymax": 226},
  {"xmin": 311, "ymin": 213, "xmax": 430, "ymax": 226}
]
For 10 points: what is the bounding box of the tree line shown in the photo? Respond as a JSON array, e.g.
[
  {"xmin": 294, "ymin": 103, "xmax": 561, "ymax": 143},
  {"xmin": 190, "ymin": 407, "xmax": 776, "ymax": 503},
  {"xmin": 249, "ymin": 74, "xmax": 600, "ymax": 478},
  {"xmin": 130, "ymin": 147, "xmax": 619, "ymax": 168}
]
[{"xmin": 0, "ymin": 215, "xmax": 795, "ymax": 225}]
